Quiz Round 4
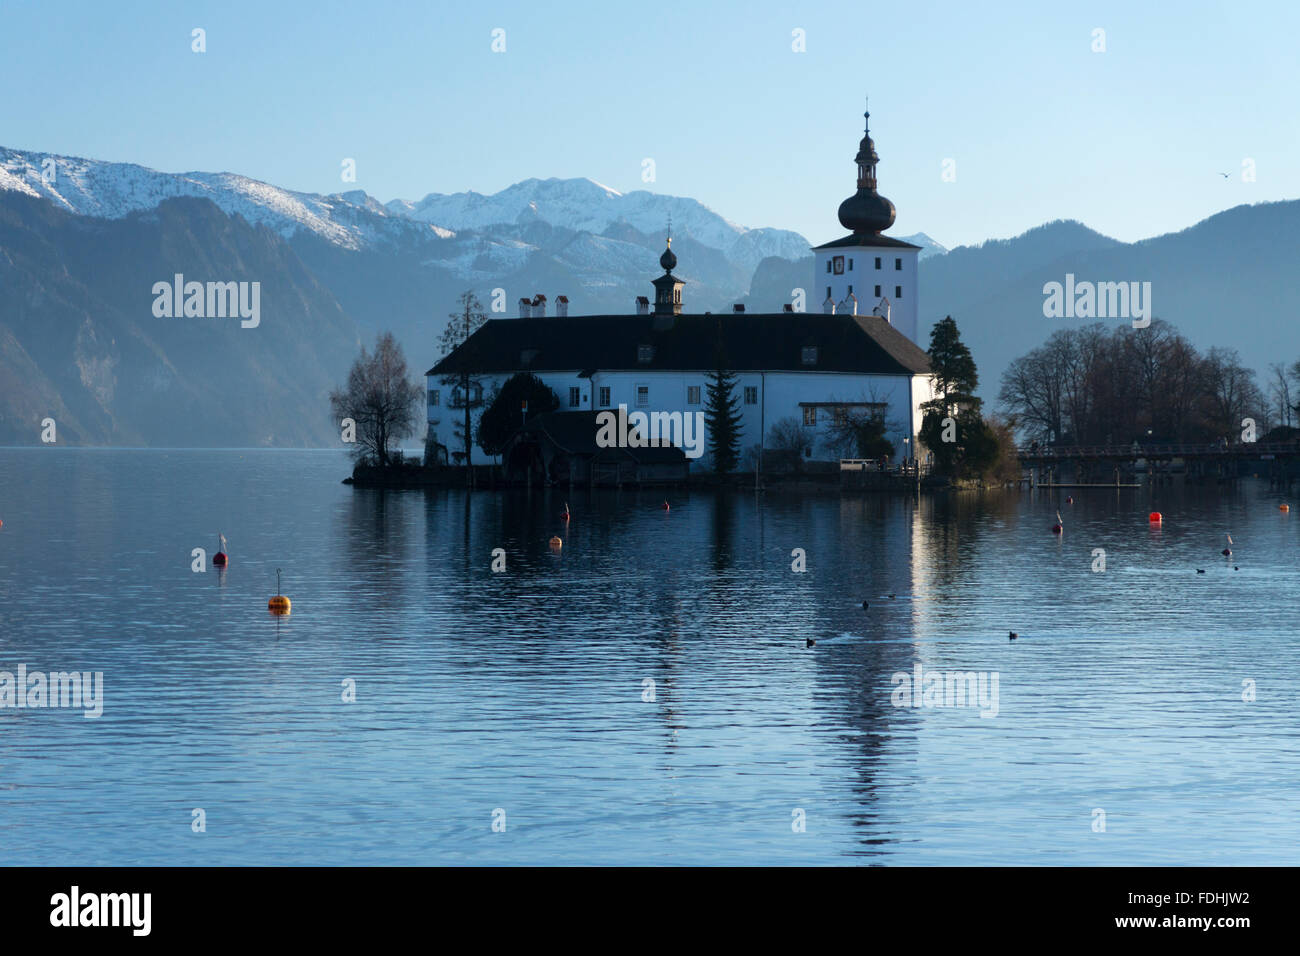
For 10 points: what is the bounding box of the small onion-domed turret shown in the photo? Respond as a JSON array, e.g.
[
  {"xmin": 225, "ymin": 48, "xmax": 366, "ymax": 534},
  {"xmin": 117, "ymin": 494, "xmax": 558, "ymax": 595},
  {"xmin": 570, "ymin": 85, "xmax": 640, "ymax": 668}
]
[{"xmin": 660, "ymin": 237, "xmax": 677, "ymax": 272}]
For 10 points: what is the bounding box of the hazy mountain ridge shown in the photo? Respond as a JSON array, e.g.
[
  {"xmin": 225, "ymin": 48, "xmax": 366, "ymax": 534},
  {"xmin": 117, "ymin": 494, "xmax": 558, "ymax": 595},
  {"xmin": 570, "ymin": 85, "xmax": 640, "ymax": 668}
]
[
  {"xmin": 922, "ymin": 210, "xmax": 1299, "ymax": 398},
  {"xmin": 0, "ymin": 192, "xmax": 361, "ymax": 445}
]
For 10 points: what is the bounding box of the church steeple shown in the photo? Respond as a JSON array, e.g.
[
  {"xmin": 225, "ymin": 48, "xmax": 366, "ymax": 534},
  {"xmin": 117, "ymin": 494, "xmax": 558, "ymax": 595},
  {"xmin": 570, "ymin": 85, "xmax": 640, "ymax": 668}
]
[{"xmin": 838, "ymin": 99, "xmax": 896, "ymax": 235}]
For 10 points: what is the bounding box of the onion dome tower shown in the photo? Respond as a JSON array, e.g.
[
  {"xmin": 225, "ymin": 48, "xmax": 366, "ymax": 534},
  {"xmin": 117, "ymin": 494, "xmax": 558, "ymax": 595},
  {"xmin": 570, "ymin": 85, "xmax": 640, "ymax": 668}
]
[
  {"xmin": 811, "ymin": 100, "xmax": 922, "ymax": 343},
  {"xmin": 652, "ymin": 237, "xmax": 684, "ymax": 316},
  {"xmin": 837, "ymin": 106, "xmax": 897, "ymax": 236}
]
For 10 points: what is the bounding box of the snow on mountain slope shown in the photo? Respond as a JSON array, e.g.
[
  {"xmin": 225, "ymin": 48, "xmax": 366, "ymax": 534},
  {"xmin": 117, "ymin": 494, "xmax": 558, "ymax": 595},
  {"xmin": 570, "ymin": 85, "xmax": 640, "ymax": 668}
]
[
  {"xmin": 0, "ymin": 147, "xmax": 452, "ymax": 250},
  {"xmin": 2, "ymin": 147, "xmax": 932, "ymax": 280},
  {"xmin": 897, "ymin": 232, "xmax": 948, "ymax": 260},
  {"xmin": 389, "ymin": 177, "xmax": 812, "ymax": 272}
]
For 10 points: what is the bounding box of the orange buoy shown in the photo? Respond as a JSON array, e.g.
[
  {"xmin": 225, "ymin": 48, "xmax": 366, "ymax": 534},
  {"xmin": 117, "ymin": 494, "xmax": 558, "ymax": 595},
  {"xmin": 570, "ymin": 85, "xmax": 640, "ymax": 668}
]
[
  {"xmin": 549, "ymin": 536, "xmax": 562, "ymax": 549},
  {"xmin": 267, "ymin": 568, "xmax": 291, "ymax": 615},
  {"xmin": 1281, "ymin": 504, "xmax": 1290, "ymax": 513},
  {"xmin": 1149, "ymin": 512, "xmax": 1162, "ymax": 523}
]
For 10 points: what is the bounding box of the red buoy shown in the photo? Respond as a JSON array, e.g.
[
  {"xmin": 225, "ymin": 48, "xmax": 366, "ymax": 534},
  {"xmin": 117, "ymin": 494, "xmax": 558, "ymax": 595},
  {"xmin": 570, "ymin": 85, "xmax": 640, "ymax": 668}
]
[
  {"xmin": 661, "ymin": 501, "xmax": 670, "ymax": 512},
  {"xmin": 1052, "ymin": 523, "xmax": 1063, "ymax": 534},
  {"xmin": 213, "ymin": 533, "xmax": 229, "ymax": 567},
  {"xmin": 1149, "ymin": 512, "xmax": 1162, "ymax": 524}
]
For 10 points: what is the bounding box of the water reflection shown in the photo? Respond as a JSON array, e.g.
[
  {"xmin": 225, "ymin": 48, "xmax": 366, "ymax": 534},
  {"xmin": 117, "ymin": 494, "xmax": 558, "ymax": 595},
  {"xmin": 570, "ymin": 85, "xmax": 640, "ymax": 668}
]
[{"xmin": 0, "ymin": 450, "xmax": 1297, "ymax": 864}]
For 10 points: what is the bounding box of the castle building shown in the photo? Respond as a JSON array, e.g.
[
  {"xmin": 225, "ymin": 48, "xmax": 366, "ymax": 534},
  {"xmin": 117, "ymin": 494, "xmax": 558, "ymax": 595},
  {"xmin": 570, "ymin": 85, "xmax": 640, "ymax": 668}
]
[{"xmin": 427, "ymin": 106, "xmax": 935, "ymax": 470}]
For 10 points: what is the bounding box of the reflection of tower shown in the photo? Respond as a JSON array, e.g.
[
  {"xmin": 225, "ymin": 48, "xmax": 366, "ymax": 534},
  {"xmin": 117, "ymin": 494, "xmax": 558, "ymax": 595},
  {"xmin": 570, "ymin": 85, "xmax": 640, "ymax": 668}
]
[{"xmin": 813, "ymin": 101, "xmax": 921, "ymax": 343}]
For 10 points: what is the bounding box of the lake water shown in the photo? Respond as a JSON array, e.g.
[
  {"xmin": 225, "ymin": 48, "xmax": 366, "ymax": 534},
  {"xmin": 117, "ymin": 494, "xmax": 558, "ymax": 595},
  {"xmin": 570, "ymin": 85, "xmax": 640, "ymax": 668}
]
[{"xmin": 0, "ymin": 448, "xmax": 1297, "ymax": 865}]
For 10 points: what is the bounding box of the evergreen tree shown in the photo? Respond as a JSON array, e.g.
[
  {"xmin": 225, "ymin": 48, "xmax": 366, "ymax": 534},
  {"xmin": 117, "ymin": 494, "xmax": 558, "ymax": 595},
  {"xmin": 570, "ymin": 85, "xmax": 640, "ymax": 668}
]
[
  {"xmin": 919, "ymin": 315, "xmax": 995, "ymax": 477},
  {"xmin": 477, "ymin": 373, "xmax": 560, "ymax": 457},
  {"xmin": 704, "ymin": 339, "xmax": 743, "ymax": 474}
]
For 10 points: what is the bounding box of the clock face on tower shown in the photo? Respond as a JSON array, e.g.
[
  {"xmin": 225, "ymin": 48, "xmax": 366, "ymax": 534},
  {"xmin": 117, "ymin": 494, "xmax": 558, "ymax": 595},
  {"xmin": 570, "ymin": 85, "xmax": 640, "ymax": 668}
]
[{"xmin": 833, "ymin": 256, "xmax": 845, "ymax": 275}]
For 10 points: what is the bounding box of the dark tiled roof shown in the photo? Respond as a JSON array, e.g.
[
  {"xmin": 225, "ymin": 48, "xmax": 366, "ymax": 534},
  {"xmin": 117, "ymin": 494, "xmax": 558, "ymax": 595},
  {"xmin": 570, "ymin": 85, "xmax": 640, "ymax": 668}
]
[
  {"xmin": 813, "ymin": 232, "xmax": 921, "ymax": 250},
  {"xmin": 427, "ymin": 312, "xmax": 931, "ymax": 377}
]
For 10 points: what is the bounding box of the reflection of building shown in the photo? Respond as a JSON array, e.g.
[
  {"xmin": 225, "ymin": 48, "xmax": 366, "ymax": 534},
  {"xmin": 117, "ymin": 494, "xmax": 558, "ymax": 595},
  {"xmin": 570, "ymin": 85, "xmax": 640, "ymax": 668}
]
[{"xmin": 427, "ymin": 106, "xmax": 935, "ymax": 468}]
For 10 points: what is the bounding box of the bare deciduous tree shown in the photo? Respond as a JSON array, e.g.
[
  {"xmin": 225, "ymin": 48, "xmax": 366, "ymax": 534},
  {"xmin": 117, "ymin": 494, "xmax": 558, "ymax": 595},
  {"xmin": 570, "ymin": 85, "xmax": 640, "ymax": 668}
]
[
  {"xmin": 329, "ymin": 332, "xmax": 423, "ymax": 468},
  {"xmin": 439, "ymin": 291, "xmax": 489, "ymax": 476}
]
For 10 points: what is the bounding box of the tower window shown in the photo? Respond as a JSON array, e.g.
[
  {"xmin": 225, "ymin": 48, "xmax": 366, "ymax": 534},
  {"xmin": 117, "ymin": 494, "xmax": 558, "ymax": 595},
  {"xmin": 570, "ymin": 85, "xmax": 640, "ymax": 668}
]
[
  {"xmin": 826, "ymin": 286, "xmax": 831, "ymax": 300},
  {"xmin": 826, "ymin": 260, "xmax": 832, "ymax": 273},
  {"xmin": 895, "ymin": 258, "xmax": 902, "ymax": 270},
  {"xmin": 848, "ymin": 258, "xmax": 854, "ymax": 271},
  {"xmin": 875, "ymin": 257, "xmax": 881, "ymax": 269},
  {"xmin": 847, "ymin": 285, "xmax": 853, "ymax": 294},
  {"xmin": 874, "ymin": 285, "xmax": 881, "ymax": 297},
  {"xmin": 895, "ymin": 286, "xmax": 902, "ymax": 298}
]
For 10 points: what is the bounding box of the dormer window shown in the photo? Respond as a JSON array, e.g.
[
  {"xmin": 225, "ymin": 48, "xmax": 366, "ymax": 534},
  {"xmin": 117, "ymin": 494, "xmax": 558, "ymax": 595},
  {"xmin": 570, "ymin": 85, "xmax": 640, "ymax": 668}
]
[
  {"xmin": 637, "ymin": 345, "xmax": 654, "ymax": 363},
  {"xmin": 801, "ymin": 346, "xmax": 818, "ymax": 366}
]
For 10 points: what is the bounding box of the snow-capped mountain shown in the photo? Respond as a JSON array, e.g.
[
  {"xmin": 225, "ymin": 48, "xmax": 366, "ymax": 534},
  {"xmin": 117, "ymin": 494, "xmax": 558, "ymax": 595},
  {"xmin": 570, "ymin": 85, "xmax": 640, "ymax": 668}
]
[
  {"xmin": 0, "ymin": 145, "xmax": 939, "ymax": 289},
  {"xmin": 897, "ymin": 232, "xmax": 947, "ymax": 260},
  {"xmin": 388, "ymin": 177, "xmax": 812, "ymax": 273},
  {"xmin": 0, "ymin": 147, "xmax": 452, "ymax": 251},
  {"xmin": 0, "ymin": 148, "xmax": 809, "ymax": 270}
]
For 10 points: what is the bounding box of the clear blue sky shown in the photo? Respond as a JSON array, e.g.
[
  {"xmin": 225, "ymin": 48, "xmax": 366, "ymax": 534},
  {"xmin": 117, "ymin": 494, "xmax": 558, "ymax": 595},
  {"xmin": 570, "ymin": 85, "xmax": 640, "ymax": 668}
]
[{"xmin": 3, "ymin": 0, "xmax": 1297, "ymax": 249}]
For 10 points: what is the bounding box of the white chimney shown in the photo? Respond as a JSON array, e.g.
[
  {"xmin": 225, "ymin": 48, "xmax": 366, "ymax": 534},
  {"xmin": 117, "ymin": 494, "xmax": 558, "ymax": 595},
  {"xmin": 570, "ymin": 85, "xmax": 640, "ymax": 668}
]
[
  {"xmin": 518, "ymin": 297, "xmax": 532, "ymax": 318},
  {"xmin": 556, "ymin": 295, "xmax": 569, "ymax": 317},
  {"xmin": 532, "ymin": 294, "xmax": 546, "ymax": 318}
]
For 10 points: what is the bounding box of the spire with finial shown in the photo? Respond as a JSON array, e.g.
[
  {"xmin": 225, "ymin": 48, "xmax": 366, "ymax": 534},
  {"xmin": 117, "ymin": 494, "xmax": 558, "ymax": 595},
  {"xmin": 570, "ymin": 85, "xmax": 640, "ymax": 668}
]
[{"xmin": 838, "ymin": 96, "xmax": 895, "ymax": 235}]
